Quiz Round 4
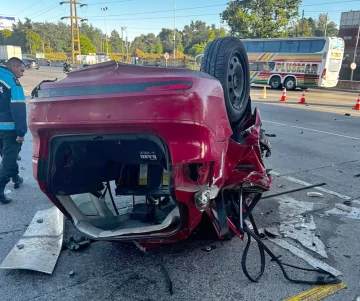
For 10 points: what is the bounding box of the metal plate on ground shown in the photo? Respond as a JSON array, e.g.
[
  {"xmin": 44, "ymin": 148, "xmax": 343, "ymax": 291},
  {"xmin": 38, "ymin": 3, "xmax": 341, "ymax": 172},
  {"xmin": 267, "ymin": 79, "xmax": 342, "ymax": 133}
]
[{"xmin": 0, "ymin": 207, "xmax": 64, "ymax": 274}]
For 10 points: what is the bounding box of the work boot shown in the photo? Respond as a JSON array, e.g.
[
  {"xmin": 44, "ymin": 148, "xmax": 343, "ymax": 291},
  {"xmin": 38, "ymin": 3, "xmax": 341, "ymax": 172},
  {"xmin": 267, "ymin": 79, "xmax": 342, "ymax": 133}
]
[
  {"xmin": 0, "ymin": 193, "xmax": 12, "ymax": 204},
  {"xmin": 12, "ymin": 175, "xmax": 23, "ymax": 189}
]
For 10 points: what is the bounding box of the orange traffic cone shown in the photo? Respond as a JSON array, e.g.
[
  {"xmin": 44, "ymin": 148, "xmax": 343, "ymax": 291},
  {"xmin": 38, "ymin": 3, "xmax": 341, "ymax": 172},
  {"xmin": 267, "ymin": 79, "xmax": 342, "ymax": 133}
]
[
  {"xmin": 354, "ymin": 94, "xmax": 360, "ymax": 110},
  {"xmin": 299, "ymin": 90, "xmax": 306, "ymax": 104},
  {"xmin": 280, "ymin": 88, "xmax": 286, "ymax": 102}
]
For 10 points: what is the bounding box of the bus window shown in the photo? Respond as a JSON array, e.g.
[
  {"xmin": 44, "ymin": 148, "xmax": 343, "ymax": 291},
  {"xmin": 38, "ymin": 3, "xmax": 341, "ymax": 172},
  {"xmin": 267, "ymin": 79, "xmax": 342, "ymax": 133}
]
[
  {"xmin": 247, "ymin": 42, "xmax": 263, "ymax": 52},
  {"xmin": 310, "ymin": 40, "xmax": 325, "ymax": 52},
  {"xmin": 263, "ymin": 41, "xmax": 280, "ymax": 52},
  {"xmin": 249, "ymin": 62, "xmax": 258, "ymax": 71},
  {"xmin": 298, "ymin": 40, "xmax": 312, "ymax": 52},
  {"xmin": 280, "ymin": 41, "xmax": 299, "ymax": 52}
]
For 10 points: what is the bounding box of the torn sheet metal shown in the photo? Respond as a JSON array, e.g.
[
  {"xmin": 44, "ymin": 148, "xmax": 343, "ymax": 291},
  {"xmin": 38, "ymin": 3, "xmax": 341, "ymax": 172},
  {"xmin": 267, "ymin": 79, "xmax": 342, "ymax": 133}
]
[
  {"xmin": 280, "ymin": 216, "xmax": 328, "ymax": 258},
  {"xmin": 269, "ymin": 238, "xmax": 342, "ymax": 277},
  {"xmin": 0, "ymin": 207, "xmax": 64, "ymax": 274}
]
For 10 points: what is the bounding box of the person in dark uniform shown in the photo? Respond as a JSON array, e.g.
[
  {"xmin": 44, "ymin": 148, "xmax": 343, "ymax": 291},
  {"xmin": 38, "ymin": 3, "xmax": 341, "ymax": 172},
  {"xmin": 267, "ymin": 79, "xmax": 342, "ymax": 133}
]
[{"xmin": 0, "ymin": 57, "xmax": 27, "ymax": 204}]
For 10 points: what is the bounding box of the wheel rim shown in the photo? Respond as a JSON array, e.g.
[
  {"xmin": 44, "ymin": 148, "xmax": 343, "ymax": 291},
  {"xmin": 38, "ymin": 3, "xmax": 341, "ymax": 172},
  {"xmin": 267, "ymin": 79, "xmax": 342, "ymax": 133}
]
[
  {"xmin": 228, "ymin": 52, "xmax": 246, "ymax": 110},
  {"xmin": 272, "ymin": 78, "xmax": 280, "ymax": 88},
  {"xmin": 286, "ymin": 79, "xmax": 295, "ymax": 89}
]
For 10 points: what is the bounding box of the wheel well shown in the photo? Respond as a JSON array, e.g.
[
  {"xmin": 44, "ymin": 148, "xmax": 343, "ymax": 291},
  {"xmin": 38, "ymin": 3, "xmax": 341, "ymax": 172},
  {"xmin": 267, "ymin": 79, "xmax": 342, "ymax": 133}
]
[{"xmin": 268, "ymin": 74, "xmax": 281, "ymax": 85}]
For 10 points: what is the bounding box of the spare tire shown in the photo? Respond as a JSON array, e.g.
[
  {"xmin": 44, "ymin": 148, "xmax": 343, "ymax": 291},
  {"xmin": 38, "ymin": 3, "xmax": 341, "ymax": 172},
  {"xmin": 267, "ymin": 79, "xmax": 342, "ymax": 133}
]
[{"xmin": 200, "ymin": 37, "xmax": 251, "ymax": 124}]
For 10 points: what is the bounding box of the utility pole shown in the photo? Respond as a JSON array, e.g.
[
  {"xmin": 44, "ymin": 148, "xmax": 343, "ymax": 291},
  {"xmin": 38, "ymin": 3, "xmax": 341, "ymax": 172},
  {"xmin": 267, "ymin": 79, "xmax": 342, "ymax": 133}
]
[
  {"xmin": 324, "ymin": 13, "xmax": 329, "ymax": 36},
  {"xmin": 301, "ymin": 10, "xmax": 304, "ymax": 37},
  {"xmin": 351, "ymin": 24, "xmax": 360, "ymax": 81},
  {"xmin": 60, "ymin": 0, "xmax": 87, "ymax": 64},
  {"xmin": 101, "ymin": 7, "xmax": 108, "ymax": 56},
  {"xmin": 121, "ymin": 26, "xmax": 127, "ymax": 62},
  {"xmin": 173, "ymin": 0, "xmax": 176, "ymax": 59}
]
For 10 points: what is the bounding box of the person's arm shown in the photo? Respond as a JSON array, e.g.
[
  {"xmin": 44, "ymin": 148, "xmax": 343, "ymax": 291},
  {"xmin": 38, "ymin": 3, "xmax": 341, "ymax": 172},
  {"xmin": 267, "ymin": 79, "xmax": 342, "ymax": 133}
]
[{"xmin": 9, "ymin": 79, "xmax": 27, "ymax": 139}]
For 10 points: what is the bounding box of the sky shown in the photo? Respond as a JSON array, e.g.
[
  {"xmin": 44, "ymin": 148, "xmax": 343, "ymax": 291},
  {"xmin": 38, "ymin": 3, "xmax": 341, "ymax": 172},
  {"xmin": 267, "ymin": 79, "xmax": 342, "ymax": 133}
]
[{"xmin": 1, "ymin": 0, "xmax": 359, "ymax": 41}]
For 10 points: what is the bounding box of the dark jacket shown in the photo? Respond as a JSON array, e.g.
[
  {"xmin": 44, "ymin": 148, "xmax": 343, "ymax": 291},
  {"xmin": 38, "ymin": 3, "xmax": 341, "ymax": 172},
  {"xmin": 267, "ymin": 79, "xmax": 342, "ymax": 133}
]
[{"xmin": 0, "ymin": 66, "xmax": 27, "ymax": 137}]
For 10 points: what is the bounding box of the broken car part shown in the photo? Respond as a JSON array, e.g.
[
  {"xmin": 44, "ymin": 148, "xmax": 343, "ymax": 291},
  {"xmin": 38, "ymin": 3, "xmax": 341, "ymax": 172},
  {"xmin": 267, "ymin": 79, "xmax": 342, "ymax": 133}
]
[{"xmin": 0, "ymin": 207, "xmax": 64, "ymax": 274}]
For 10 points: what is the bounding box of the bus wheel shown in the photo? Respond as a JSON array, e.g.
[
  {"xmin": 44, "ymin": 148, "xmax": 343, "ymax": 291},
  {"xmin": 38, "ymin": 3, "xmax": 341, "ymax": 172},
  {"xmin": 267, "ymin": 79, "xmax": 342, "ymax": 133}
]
[
  {"xmin": 200, "ymin": 37, "xmax": 250, "ymax": 124},
  {"xmin": 270, "ymin": 76, "xmax": 282, "ymax": 89},
  {"xmin": 284, "ymin": 77, "xmax": 296, "ymax": 90}
]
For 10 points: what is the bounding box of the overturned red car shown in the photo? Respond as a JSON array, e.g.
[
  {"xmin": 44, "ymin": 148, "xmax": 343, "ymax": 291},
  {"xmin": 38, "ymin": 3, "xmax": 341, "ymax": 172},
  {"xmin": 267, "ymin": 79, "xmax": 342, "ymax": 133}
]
[{"xmin": 28, "ymin": 37, "xmax": 339, "ymax": 286}]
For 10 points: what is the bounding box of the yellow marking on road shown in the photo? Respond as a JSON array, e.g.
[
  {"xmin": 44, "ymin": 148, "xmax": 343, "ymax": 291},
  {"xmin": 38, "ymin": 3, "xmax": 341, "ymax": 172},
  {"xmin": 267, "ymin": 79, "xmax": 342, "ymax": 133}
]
[{"xmin": 284, "ymin": 282, "xmax": 347, "ymax": 301}]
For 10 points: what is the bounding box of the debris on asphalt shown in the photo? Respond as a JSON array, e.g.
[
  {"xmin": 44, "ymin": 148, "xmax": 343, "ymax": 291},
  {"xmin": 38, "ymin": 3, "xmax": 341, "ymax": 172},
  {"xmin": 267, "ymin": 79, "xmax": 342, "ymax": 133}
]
[
  {"xmin": 36, "ymin": 218, "xmax": 43, "ymax": 224},
  {"xmin": 64, "ymin": 235, "xmax": 91, "ymax": 251},
  {"xmin": 354, "ymin": 174, "xmax": 360, "ymax": 178},
  {"xmin": 344, "ymin": 113, "xmax": 351, "ymax": 116},
  {"xmin": 276, "ymin": 184, "xmax": 284, "ymax": 188},
  {"xmin": 202, "ymin": 245, "xmax": 216, "ymax": 252},
  {"xmin": 265, "ymin": 227, "xmax": 280, "ymax": 238},
  {"xmin": 300, "ymin": 131, "xmax": 304, "ymax": 134},
  {"xmin": 16, "ymin": 244, "xmax": 24, "ymax": 250},
  {"xmin": 343, "ymin": 200, "xmax": 352, "ymax": 206},
  {"xmin": 335, "ymin": 203, "xmax": 352, "ymax": 212},
  {"xmin": 307, "ymin": 192, "xmax": 324, "ymax": 198},
  {"xmin": 265, "ymin": 133, "xmax": 276, "ymax": 137},
  {"xmin": 343, "ymin": 255, "xmax": 351, "ymax": 258},
  {"xmin": 69, "ymin": 271, "xmax": 75, "ymax": 277}
]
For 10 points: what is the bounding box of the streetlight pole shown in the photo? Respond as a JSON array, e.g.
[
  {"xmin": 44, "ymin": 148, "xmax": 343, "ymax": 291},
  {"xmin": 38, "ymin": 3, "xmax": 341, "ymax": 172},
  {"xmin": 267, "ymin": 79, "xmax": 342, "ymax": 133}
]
[
  {"xmin": 173, "ymin": 0, "xmax": 176, "ymax": 59},
  {"xmin": 351, "ymin": 24, "xmax": 360, "ymax": 81},
  {"xmin": 121, "ymin": 26, "xmax": 127, "ymax": 63},
  {"xmin": 101, "ymin": 7, "xmax": 108, "ymax": 56}
]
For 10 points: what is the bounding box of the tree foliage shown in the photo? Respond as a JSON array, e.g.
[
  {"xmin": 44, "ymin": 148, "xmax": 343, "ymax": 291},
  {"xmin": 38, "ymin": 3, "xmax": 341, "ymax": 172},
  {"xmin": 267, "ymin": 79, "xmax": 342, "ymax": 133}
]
[
  {"xmin": 291, "ymin": 14, "xmax": 339, "ymax": 37},
  {"xmin": 80, "ymin": 35, "xmax": 96, "ymax": 54},
  {"xmin": 221, "ymin": 0, "xmax": 301, "ymax": 38}
]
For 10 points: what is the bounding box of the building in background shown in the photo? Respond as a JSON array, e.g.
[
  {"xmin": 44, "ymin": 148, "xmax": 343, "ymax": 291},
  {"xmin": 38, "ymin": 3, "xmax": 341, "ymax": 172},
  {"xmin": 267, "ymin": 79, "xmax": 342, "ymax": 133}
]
[
  {"xmin": 339, "ymin": 11, "xmax": 360, "ymax": 80},
  {"xmin": 0, "ymin": 16, "xmax": 15, "ymax": 31}
]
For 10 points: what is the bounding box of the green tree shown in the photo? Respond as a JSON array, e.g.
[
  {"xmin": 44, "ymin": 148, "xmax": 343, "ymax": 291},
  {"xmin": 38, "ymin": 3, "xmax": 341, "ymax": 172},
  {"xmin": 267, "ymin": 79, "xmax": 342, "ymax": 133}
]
[
  {"xmin": 221, "ymin": 0, "xmax": 301, "ymax": 38},
  {"xmin": 315, "ymin": 14, "xmax": 338, "ymax": 36},
  {"xmin": 80, "ymin": 34, "xmax": 96, "ymax": 54},
  {"xmin": 156, "ymin": 41, "xmax": 163, "ymax": 54},
  {"xmin": 0, "ymin": 29, "xmax": 12, "ymax": 44},
  {"xmin": 189, "ymin": 42, "xmax": 207, "ymax": 56},
  {"xmin": 109, "ymin": 29, "xmax": 122, "ymax": 52},
  {"xmin": 292, "ymin": 19, "xmax": 312, "ymax": 37},
  {"xmin": 26, "ymin": 30, "xmax": 43, "ymax": 53},
  {"xmin": 158, "ymin": 28, "xmax": 182, "ymax": 53}
]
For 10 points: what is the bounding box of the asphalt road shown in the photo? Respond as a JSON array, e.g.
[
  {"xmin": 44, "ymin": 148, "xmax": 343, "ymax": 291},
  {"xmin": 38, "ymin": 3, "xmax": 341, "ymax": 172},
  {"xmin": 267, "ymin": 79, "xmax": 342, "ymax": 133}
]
[{"xmin": 0, "ymin": 67, "xmax": 359, "ymax": 301}]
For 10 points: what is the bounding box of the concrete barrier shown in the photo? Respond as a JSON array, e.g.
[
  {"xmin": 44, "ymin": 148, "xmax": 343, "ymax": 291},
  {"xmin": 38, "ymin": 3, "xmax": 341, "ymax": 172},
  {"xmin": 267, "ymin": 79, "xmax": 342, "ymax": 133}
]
[{"xmin": 336, "ymin": 80, "xmax": 360, "ymax": 91}]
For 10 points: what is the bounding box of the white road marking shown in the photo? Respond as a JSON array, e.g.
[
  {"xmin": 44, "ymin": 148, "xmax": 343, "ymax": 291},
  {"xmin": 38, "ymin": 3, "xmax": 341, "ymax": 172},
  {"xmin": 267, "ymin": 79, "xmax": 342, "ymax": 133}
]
[
  {"xmin": 263, "ymin": 120, "xmax": 360, "ymax": 141},
  {"xmin": 270, "ymin": 171, "xmax": 352, "ymax": 201},
  {"xmin": 269, "ymin": 238, "xmax": 342, "ymax": 277},
  {"xmin": 285, "ymin": 176, "xmax": 352, "ymax": 201}
]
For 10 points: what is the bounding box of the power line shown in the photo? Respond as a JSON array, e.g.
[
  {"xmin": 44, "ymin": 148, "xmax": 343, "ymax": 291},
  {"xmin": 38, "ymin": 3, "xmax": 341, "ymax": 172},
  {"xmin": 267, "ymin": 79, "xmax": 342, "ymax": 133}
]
[
  {"xmin": 301, "ymin": 0, "xmax": 360, "ymax": 6},
  {"xmin": 87, "ymin": 0, "xmax": 134, "ymax": 5},
  {"xmin": 87, "ymin": 3, "xmax": 227, "ymax": 18},
  {"xmin": 30, "ymin": 4, "xmax": 60, "ymax": 19},
  {"xmin": 13, "ymin": 0, "xmax": 45, "ymax": 15},
  {"xmin": 90, "ymin": 12, "xmax": 221, "ymax": 21}
]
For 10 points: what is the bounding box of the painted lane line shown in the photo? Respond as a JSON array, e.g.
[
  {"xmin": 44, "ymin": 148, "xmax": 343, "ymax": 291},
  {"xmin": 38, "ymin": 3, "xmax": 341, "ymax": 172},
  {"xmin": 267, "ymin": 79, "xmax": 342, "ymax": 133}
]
[
  {"xmin": 269, "ymin": 171, "xmax": 352, "ymax": 201},
  {"xmin": 269, "ymin": 238, "xmax": 342, "ymax": 277},
  {"xmin": 284, "ymin": 282, "xmax": 347, "ymax": 301},
  {"xmin": 285, "ymin": 176, "xmax": 352, "ymax": 201},
  {"xmin": 262, "ymin": 120, "xmax": 360, "ymax": 141}
]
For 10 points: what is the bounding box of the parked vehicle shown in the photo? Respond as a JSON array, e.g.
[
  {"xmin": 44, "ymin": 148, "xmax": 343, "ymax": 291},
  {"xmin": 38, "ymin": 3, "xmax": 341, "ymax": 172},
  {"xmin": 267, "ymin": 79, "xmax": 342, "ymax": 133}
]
[
  {"xmin": 0, "ymin": 45, "xmax": 22, "ymax": 61},
  {"xmin": 242, "ymin": 37, "xmax": 344, "ymax": 90}
]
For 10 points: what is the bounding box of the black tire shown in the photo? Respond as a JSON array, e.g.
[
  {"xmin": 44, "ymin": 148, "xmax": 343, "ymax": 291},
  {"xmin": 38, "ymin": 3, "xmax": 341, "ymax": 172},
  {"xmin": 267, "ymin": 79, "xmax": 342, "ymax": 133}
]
[
  {"xmin": 200, "ymin": 37, "xmax": 251, "ymax": 124},
  {"xmin": 270, "ymin": 76, "xmax": 282, "ymax": 89},
  {"xmin": 284, "ymin": 77, "xmax": 296, "ymax": 90}
]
